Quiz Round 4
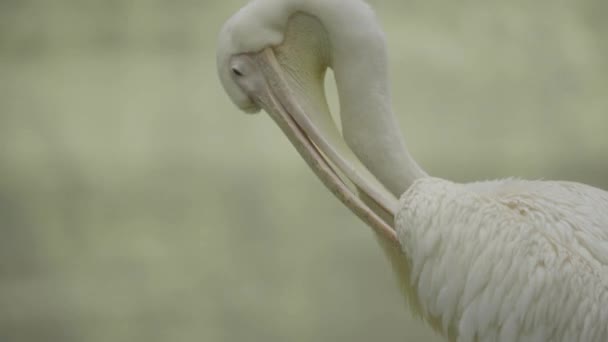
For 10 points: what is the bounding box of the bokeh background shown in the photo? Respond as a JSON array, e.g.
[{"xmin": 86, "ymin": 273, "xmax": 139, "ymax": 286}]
[{"xmin": 1, "ymin": 0, "xmax": 606, "ymax": 341}]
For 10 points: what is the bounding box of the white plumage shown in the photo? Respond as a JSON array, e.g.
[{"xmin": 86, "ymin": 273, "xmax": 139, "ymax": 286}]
[
  {"xmin": 398, "ymin": 178, "xmax": 608, "ymax": 341},
  {"xmin": 217, "ymin": 0, "xmax": 608, "ymax": 341}
]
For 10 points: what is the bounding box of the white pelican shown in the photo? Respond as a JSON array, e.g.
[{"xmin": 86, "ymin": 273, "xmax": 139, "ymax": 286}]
[{"xmin": 216, "ymin": 0, "xmax": 608, "ymax": 341}]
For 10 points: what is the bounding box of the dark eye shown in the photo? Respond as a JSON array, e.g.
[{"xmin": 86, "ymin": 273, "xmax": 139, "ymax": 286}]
[{"xmin": 231, "ymin": 67, "xmax": 243, "ymax": 77}]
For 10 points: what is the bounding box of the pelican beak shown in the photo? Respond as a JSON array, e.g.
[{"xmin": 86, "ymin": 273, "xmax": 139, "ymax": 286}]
[{"xmin": 230, "ymin": 15, "xmax": 399, "ymax": 245}]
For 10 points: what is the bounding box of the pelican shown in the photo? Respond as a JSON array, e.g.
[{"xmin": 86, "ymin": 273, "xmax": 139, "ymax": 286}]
[{"xmin": 216, "ymin": 0, "xmax": 608, "ymax": 340}]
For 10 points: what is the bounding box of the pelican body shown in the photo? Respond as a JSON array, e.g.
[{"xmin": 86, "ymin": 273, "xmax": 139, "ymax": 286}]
[{"xmin": 216, "ymin": 0, "xmax": 608, "ymax": 341}]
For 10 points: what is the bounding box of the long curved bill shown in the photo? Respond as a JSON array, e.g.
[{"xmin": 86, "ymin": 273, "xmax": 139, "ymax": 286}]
[{"xmin": 246, "ymin": 48, "xmax": 399, "ymax": 246}]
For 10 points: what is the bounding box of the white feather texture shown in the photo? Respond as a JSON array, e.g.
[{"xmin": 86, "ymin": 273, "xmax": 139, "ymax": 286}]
[{"xmin": 396, "ymin": 178, "xmax": 608, "ymax": 341}]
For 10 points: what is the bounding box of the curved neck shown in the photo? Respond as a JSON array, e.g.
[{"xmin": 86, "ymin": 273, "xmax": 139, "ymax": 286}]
[
  {"xmin": 314, "ymin": 0, "xmax": 427, "ymax": 195},
  {"xmin": 329, "ymin": 25, "xmax": 427, "ymax": 196}
]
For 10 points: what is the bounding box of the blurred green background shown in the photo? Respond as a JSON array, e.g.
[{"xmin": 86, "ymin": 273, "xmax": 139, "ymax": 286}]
[{"xmin": 1, "ymin": 0, "xmax": 606, "ymax": 341}]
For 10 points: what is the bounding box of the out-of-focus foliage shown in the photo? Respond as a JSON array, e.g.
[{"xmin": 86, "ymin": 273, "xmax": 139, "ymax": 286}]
[{"xmin": 0, "ymin": 1, "xmax": 606, "ymax": 341}]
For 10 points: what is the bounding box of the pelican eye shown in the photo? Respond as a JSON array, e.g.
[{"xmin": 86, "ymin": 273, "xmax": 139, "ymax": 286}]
[{"xmin": 231, "ymin": 67, "xmax": 244, "ymax": 77}]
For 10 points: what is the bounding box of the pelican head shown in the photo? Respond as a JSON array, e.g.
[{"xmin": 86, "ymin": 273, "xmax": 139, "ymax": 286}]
[{"xmin": 216, "ymin": 0, "xmax": 426, "ymax": 244}]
